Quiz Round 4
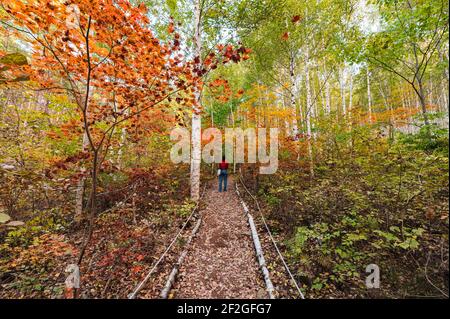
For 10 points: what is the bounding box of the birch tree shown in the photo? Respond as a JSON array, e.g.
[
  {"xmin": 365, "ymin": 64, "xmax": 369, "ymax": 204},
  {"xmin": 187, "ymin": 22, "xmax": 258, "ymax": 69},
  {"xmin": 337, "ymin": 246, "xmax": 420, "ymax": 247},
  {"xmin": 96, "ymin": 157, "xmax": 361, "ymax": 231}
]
[
  {"xmin": 190, "ymin": 0, "xmax": 202, "ymax": 201},
  {"xmin": 365, "ymin": 0, "xmax": 449, "ymax": 128}
]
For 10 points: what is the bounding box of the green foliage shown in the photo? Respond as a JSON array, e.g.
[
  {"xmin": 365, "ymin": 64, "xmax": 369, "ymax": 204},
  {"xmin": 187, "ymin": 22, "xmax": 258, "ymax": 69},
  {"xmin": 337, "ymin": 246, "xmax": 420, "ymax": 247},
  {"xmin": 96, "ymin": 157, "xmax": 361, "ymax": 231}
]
[
  {"xmin": 4, "ymin": 209, "xmax": 66, "ymax": 248},
  {"xmin": 373, "ymin": 226, "xmax": 424, "ymax": 250},
  {"xmin": 165, "ymin": 199, "xmax": 196, "ymax": 219},
  {"xmin": 154, "ymin": 198, "xmax": 195, "ymax": 229},
  {"xmin": 398, "ymin": 124, "xmax": 449, "ymax": 154},
  {"xmin": 255, "ymin": 118, "xmax": 448, "ymax": 297},
  {"xmin": 0, "ymin": 53, "xmax": 28, "ymax": 66}
]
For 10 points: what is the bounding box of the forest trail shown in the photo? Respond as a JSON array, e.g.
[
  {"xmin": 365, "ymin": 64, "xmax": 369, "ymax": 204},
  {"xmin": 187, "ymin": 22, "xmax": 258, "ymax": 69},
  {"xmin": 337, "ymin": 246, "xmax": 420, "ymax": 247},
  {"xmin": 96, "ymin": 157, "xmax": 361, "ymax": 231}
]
[{"xmin": 172, "ymin": 176, "xmax": 267, "ymax": 299}]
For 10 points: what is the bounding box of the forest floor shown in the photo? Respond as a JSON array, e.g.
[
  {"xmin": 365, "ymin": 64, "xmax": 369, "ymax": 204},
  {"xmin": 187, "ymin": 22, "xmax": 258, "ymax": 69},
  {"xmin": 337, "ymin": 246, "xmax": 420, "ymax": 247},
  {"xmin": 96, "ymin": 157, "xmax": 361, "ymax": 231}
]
[{"xmin": 172, "ymin": 176, "xmax": 267, "ymax": 298}]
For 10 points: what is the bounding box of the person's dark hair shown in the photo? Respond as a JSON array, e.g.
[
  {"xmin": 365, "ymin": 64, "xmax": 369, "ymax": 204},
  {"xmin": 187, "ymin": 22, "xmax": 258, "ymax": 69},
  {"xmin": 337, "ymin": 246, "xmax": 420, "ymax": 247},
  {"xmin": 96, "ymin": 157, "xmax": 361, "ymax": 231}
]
[{"xmin": 222, "ymin": 155, "xmax": 226, "ymax": 161}]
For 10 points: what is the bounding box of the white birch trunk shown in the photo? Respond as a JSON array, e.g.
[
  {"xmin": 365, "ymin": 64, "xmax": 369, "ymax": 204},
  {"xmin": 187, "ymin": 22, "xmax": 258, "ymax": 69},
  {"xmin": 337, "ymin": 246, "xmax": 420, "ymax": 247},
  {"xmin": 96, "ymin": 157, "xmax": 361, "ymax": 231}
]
[
  {"xmin": 74, "ymin": 131, "xmax": 89, "ymax": 221},
  {"xmin": 325, "ymin": 67, "xmax": 331, "ymax": 115},
  {"xmin": 406, "ymin": 88, "xmax": 411, "ymax": 109},
  {"xmin": 304, "ymin": 49, "xmax": 314, "ymax": 177},
  {"xmin": 442, "ymin": 82, "xmax": 448, "ymax": 113},
  {"xmin": 428, "ymin": 77, "xmax": 434, "ymax": 108},
  {"xmin": 340, "ymin": 67, "xmax": 346, "ymax": 116},
  {"xmin": 319, "ymin": 70, "xmax": 327, "ymax": 114},
  {"xmin": 311, "ymin": 70, "xmax": 317, "ymax": 119},
  {"xmin": 349, "ymin": 72, "xmax": 353, "ymax": 112},
  {"xmin": 305, "ymin": 55, "xmax": 312, "ymax": 139},
  {"xmin": 281, "ymin": 91, "xmax": 291, "ymax": 136},
  {"xmin": 401, "ymin": 87, "xmax": 406, "ymax": 108},
  {"xmin": 74, "ymin": 83, "xmax": 95, "ymax": 222},
  {"xmin": 230, "ymin": 104, "xmax": 237, "ymax": 173},
  {"xmin": 367, "ymin": 65, "xmax": 372, "ymax": 122},
  {"xmin": 289, "ymin": 55, "xmax": 299, "ymax": 137},
  {"xmin": 444, "ymin": 51, "xmax": 449, "ymax": 113},
  {"xmin": 190, "ymin": 0, "xmax": 202, "ymax": 201}
]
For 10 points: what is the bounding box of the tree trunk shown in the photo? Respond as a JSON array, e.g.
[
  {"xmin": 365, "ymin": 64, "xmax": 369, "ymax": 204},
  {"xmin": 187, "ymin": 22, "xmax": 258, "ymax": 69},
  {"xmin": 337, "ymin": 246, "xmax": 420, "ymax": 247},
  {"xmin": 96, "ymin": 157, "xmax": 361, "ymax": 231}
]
[
  {"xmin": 428, "ymin": 77, "xmax": 434, "ymax": 109},
  {"xmin": 305, "ymin": 56, "xmax": 312, "ymax": 139},
  {"xmin": 401, "ymin": 87, "xmax": 406, "ymax": 108},
  {"xmin": 443, "ymin": 50, "xmax": 449, "ymax": 113},
  {"xmin": 281, "ymin": 91, "xmax": 291, "ymax": 136},
  {"xmin": 442, "ymin": 82, "xmax": 448, "ymax": 113},
  {"xmin": 340, "ymin": 67, "xmax": 346, "ymax": 117},
  {"xmin": 416, "ymin": 76, "xmax": 430, "ymax": 126},
  {"xmin": 304, "ymin": 49, "xmax": 314, "ymax": 177},
  {"xmin": 74, "ymin": 122, "xmax": 90, "ymax": 223},
  {"xmin": 77, "ymin": 148, "xmax": 99, "ymax": 265},
  {"xmin": 325, "ymin": 66, "xmax": 331, "ymax": 115},
  {"xmin": 412, "ymin": 44, "xmax": 430, "ymax": 126},
  {"xmin": 230, "ymin": 103, "xmax": 236, "ymax": 174},
  {"xmin": 190, "ymin": 0, "xmax": 202, "ymax": 201},
  {"xmin": 349, "ymin": 72, "xmax": 353, "ymax": 112},
  {"xmin": 289, "ymin": 54, "xmax": 299, "ymax": 137},
  {"xmin": 116, "ymin": 107, "xmax": 129, "ymax": 169},
  {"xmin": 367, "ymin": 65, "xmax": 372, "ymax": 123}
]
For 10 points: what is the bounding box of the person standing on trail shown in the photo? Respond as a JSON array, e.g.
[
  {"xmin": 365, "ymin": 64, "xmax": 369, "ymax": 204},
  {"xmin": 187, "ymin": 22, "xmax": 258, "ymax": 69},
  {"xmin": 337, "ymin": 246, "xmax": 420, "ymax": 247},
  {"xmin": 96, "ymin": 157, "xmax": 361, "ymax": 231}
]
[{"xmin": 218, "ymin": 155, "xmax": 228, "ymax": 192}]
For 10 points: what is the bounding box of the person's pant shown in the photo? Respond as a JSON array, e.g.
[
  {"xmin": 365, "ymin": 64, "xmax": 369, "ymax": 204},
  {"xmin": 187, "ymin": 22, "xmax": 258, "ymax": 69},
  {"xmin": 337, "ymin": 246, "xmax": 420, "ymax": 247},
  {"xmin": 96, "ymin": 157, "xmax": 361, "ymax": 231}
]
[{"xmin": 219, "ymin": 172, "xmax": 228, "ymax": 192}]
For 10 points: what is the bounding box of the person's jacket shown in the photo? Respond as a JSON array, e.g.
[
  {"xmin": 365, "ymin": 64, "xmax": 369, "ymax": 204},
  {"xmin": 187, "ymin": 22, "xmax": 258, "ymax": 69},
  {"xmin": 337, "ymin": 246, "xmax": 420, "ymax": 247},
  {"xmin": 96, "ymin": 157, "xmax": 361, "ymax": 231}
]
[{"xmin": 219, "ymin": 161, "xmax": 228, "ymax": 170}]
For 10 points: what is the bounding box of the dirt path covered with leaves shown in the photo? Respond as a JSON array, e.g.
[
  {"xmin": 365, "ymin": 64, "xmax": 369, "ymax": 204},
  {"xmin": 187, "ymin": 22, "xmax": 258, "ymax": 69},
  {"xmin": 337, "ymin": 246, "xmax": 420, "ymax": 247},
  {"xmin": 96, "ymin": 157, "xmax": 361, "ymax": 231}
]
[{"xmin": 172, "ymin": 177, "xmax": 267, "ymax": 298}]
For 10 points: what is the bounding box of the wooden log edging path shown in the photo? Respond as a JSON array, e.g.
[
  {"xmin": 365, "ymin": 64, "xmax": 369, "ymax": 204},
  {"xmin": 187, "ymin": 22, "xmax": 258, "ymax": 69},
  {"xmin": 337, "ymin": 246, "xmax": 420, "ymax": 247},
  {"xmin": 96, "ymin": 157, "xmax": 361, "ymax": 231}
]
[
  {"xmin": 237, "ymin": 171, "xmax": 306, "ymax": 299},
  {"xmin": 235, "ymin": 181, "xmax": 276, "ymax": 299},
  {"xmin": 160, "ymin": 217, "xmax": 202, "ymax": 299},
  {"xmin": 159, "ymin": 178, "xmax": 271, "ymax": 299},
  {"xmin": 128, "ymin": 184, "xmax": 207, "ymax": 299},
  {"xmin": 129, "ymin": 175, "xmax": 302, "ymax": 299}
]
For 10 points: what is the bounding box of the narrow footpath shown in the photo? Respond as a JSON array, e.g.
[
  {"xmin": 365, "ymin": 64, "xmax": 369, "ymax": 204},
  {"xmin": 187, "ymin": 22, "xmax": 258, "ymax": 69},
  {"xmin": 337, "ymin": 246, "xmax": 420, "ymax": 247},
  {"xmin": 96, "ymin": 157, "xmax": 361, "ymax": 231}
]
[{"xmin": 173, "ymin": 177, "xmax": 267, "ymax": 298}]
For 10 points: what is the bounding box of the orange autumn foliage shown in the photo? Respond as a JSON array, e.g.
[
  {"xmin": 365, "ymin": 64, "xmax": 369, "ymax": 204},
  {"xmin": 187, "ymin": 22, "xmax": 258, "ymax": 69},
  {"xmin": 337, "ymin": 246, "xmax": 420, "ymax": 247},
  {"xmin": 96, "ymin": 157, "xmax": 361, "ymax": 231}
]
[
  {"xmin": 2, "ymin": 0, "xmax": 251, "ymax": 150},
  {"xmin": 2, "ymin": 0, "xmax": 202, "ymax": 149}
]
